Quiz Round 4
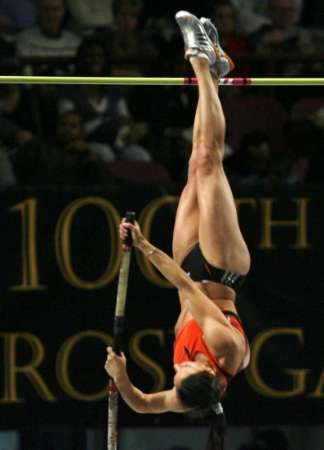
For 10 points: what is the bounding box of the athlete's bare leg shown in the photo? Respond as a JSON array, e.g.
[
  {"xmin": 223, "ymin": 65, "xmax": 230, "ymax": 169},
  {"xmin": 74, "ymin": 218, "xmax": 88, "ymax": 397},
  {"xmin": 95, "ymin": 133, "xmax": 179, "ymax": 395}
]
[
  {"xmin": 172, "ymin": 100, "xmax": 202, "ymax": 265},
  {"xmin": 173, "ymin": 10, "xmax": 250, "ymax": 307},
  {"xmin": 190, "ymin": 57, "xmax": 250, "ymax": 275}
]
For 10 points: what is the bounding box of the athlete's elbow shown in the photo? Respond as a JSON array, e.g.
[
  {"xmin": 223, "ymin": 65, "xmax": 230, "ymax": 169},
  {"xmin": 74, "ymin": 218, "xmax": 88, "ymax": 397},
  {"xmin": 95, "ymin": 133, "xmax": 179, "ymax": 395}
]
[
  {"xmin": 134, "ymin": 404, "xmax": 160, "ymax": 414},
  {"xmin": 132, "ymin": 405, "xmax": 148, "ymax": 414},
  {"xmin": 130, "ymin": 399, "xmax": 149, "ymax": 414},
  {"xmin": 133, "ymin": 394, "xmax": 154, "ymax": 414}
]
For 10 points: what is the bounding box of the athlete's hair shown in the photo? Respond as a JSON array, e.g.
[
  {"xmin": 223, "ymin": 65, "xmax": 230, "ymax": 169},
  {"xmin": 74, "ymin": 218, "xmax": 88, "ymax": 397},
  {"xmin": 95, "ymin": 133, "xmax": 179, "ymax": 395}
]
[{"xmin": 177, "ymin": 371, "xmax": 226, "ymax": 450}]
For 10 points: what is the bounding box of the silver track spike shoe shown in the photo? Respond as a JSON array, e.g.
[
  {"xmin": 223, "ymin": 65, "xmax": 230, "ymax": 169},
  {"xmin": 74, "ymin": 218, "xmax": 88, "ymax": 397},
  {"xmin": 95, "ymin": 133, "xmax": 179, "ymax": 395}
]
[
  {"xmin": 200, "ymin": 16, "xmax": 235, "ymax": 77},
  {"xmin": 175, "ymin": 11, "xmax": 216, "ymax": 66}
]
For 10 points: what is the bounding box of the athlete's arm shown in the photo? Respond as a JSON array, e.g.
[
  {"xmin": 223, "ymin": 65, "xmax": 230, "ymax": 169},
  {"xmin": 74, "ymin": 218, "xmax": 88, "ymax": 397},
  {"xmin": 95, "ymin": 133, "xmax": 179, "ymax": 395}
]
[
  {"xmin": 105, "ymin": 347, "xmax": 185, "ymax": 413},
  {"xmin": 120, "ymin": 220, "xmax": 231, "ymax": 331}
]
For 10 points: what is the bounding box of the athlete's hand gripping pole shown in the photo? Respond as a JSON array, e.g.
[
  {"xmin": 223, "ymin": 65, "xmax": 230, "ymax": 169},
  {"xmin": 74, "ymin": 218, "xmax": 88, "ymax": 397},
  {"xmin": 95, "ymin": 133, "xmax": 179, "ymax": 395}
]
[{"xmin": 107, "ymin": 211, "xmax": 135, "ymax": 450}]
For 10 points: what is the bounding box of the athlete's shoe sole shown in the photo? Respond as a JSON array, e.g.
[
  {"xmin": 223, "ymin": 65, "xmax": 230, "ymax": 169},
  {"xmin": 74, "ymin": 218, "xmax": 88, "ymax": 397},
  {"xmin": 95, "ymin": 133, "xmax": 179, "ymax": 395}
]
[{"xmin": 200, "ymin": 16, "xmax": 235, "ymax": 77}]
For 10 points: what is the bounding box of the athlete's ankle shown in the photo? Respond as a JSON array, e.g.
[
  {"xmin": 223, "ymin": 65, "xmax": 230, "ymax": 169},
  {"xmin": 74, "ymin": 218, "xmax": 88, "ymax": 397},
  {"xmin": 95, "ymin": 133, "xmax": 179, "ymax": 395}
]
[{"xmin": 190, "ymin": 56, "xmax": 210, "ymax": 72}]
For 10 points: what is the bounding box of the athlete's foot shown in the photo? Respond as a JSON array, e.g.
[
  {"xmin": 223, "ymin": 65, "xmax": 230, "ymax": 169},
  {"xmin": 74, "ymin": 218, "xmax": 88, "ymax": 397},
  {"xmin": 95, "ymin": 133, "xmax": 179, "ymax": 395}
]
[
  {"xmin": 200, "ymin": 17, "xmax": 235, "ymax": 78},
  {"xmin": 175, "ymin": 11, "xmax": 216, "ymax": 67}
]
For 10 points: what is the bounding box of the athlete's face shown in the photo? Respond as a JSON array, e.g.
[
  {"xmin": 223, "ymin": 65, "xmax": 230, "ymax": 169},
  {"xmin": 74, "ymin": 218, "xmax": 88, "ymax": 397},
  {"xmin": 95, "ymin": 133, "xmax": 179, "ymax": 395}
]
[{"xmin": 173, "ymin": 361, "xmax": 214, "ymax": 388}]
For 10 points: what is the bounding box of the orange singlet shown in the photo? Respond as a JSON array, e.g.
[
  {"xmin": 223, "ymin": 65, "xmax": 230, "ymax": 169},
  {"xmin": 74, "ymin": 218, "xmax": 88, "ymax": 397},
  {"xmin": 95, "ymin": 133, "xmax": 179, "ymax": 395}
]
[{"xmin": 173, "ymin": 314, "xmax": 248, "ymax": 388}]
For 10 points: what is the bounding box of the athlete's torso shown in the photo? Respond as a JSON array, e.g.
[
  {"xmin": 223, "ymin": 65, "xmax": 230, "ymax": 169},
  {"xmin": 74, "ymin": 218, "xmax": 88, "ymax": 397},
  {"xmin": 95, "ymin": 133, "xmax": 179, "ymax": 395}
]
[
  {"xmin": 173, "ymin": 243, "xmax": 250, "ymax": 374},
  {"xmin": 174, "ymin": 314, "xmax": 250, "ymax": 381},
  {"xmin": 175, "ymin": 281, "xmax": 237, "ymax": 334}
]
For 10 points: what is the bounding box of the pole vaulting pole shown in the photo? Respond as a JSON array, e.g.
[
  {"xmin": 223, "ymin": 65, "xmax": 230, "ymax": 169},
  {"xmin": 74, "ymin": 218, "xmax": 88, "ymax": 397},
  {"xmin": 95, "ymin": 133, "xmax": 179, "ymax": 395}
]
[{"xmin": 107, "ymin": 211, "xmax": 136, "ymax": 450}]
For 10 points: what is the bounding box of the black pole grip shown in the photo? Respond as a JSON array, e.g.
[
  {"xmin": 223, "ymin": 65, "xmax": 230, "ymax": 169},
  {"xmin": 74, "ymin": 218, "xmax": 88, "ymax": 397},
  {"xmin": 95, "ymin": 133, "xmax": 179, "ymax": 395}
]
[
  {"xmin": 113, "ymin": 316, "xmax": 124, "ymax": 354},
  {"xmin": 123, "ymin": 211, "xmax": 136, "ymax": 248}
]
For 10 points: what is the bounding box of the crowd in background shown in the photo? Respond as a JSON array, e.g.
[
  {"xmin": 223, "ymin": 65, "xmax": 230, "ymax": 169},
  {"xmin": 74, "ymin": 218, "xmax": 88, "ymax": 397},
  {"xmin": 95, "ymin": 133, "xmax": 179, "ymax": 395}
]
[{"xmin": 0, "ymin": 0, "xmax": 324, "ymax": 190}]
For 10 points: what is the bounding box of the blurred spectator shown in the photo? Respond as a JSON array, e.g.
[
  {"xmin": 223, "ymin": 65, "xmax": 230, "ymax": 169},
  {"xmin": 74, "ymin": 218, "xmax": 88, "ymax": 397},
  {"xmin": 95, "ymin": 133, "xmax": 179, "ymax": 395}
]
[
  {"xmin": 229, "ymin": 0, "xmax": 271, "ymax": 35},
  {"xmin": 210, "ymin": 1, "xmax": 251, "ymax": 76},
  {"xmin": 72, "ymin": 35, "xmax": 112, "ymax": 78},
  {"xmin": 15, "ymin": 0, "xmax": 81, "ymax": 60},
  {"xmin": 126, "ymin": 36, "xmax": 196, "ymax": 181},
  {"xmin": 226, "ymin": 131, "xmax": 274, "ymax": 187},
  {"xmin": 13, "ymin": 110, "xmax": 113, "ymax": 187},
  {"xmin": 0, "ymin": 54, "xmax": 39, "ymax": 159},
  {"xmin": 55, "ymin": 109, "xmax": 115, "ymax": 163},
  {"xmin": 110, "ymin": 0, "xmax": 158, "ymax": 75},
  {"xmin": 283, "ymin": 114, "xmax": 324, "ymax": 185},
  {"xmin": 58, "ymin": 38, "xmax": 129, "ymax": 142},
  {"xmin": 58, "ymin": 37, "xmax": 151, "ymax": 162},
  {"xmin": 228, "ymin": 122, "xmax": 324, "ymax": 188},
  {"xmin": 0, "ymin": 0, "xmax": 36, "ymax": 34},
  {"xmin": 0, "ymin": 84, "xmax": 36, "ymax": 153},
  {"xmin": 225, "ymin": 104, "xmax": 324, "ymax": 188},
  {"xmin": 211, "ymin": 1, "xmax": 250, "ymax": 56},
  {"xmin": 66, "ymin": 0, "xmax": 114, "ymax": 36},
  {"xmin": 253, "ymin": 0, "xmax": 314, "ymax": 64},
  {"xmin": 221, "ymin": 88, "xmax": 288, "ymax": 153}
]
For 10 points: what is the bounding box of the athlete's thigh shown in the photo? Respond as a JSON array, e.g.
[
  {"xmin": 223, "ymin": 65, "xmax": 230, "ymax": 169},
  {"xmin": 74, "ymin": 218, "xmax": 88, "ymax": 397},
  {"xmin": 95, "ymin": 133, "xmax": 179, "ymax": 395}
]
[
  {"xmin": 197, "ymin": 167, "xmax": 250, "ymax": 274},
  {"xmin": 172, "ymin": 179, "xmax": 199, "ymax": 265}
]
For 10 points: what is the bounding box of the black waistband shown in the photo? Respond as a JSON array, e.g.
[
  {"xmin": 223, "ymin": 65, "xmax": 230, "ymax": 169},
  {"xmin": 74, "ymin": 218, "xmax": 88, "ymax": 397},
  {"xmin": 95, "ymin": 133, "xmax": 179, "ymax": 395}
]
[{"xmin": 181, "ymin": 244, "xmax": 246, "ymax": 294}]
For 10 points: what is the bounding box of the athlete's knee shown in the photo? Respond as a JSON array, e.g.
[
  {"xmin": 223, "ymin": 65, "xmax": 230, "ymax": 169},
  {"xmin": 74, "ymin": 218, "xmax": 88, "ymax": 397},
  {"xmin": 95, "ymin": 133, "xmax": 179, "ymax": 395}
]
[
  {"xmin": 195, "ymin": 144, "xmax": 223, "ymax": 174},
  {"xmin": 188, "ymin": 152, "xmax": 198, "ymax": 177}
]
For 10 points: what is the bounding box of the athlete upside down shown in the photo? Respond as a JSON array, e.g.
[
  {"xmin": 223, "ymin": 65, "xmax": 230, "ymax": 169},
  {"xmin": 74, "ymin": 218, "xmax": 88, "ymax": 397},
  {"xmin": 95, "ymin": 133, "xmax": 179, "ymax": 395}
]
[{"xmin": 105, "ymin": 10, "xmax": 251, "ymax": 450}]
